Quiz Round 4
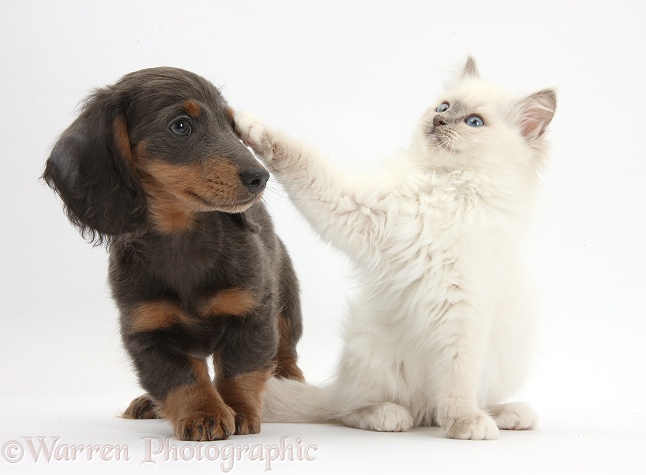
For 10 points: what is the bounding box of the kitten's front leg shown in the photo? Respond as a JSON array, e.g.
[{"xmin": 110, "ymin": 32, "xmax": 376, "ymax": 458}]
[
  {"xmin": 434, "ymin": 304, "xmax": 499, "ymax": 440},
  {"xmin": 235, "ymin": 112, "xmax": 316, "ymax": 177},
  {"xmin": 235, "ymin": 111, "xmax": 386, "ymax": 258}
]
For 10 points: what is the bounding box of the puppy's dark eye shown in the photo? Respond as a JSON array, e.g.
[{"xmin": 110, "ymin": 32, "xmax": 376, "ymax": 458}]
[
  {"xmin": 170, "ymin": 117, "xmax": 193, "ymax": 136},
  {"xmin": 436, "ymin": 102, "xmax": 450, "ymax": 113}
]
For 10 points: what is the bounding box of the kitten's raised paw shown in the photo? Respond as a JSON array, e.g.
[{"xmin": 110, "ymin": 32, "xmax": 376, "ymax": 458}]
[
  {"xmin": 234, "ymin": 111, "xmax": 276, "ymax": 162},
  {"xmin": 442, "ymin": 411, "xmax": 499, "ymax": 440},
  {"xmin": 487, "ymin": 401, "xmax": 537, "ymax": 430},
  {"xmin": 342, "ymin": 402, "xmax": 414, "ymax": 432}
]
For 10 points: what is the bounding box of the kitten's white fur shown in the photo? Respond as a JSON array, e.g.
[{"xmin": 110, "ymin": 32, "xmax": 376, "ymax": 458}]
[{"xmin": 236, "ymin": 58, "xmax": 556, "ymax": 440}]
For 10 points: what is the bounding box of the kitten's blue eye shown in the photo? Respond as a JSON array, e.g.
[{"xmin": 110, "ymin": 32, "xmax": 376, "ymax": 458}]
[
  {"xmin": 465, "ymin": 115, "xmax": 485, "ymax": 127},
  {"xmin": 170, "ymin": 117, "xmax": 193, "ymax": 136},
  {"xmin": 435, "ymin": 102, "xmax": 450, "ymax": 113}
]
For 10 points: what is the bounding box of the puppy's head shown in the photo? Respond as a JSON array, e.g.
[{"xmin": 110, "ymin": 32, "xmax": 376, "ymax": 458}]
[{"xmin": 43, "ymin": 67, "xmax": 268, "ymax": 242}]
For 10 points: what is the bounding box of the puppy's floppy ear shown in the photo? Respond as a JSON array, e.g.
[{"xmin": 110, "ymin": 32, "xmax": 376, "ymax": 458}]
[{"xmin": 43, "ymin": 88, "xmax": 147, "ymax": 244}]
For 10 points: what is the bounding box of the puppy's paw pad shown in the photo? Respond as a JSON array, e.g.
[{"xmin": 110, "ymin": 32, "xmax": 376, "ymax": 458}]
[
  {"xmin": 344, "ymin": 402, "xmax": 414, "ymax": 432},
  {"xmin": 489, "ymin": 401, "xmax": 537, "ymax": 430},
  {"xmin": 445, "ymin": 412, "xmax": 499, "ymax": 440}
]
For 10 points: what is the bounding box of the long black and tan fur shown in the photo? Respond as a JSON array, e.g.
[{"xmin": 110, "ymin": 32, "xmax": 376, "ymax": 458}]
[{"xmin": 43, "ymin": 67, "xmax": 304, "ymax": 441}]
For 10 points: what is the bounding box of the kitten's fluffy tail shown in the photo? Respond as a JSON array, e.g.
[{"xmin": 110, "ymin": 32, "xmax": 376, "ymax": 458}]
[{"xmin": 262, "ymin": 377, "xmax": 337, "ymax": 423}]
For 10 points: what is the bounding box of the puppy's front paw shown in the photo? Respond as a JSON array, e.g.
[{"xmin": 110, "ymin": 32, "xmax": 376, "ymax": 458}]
[
  {"xmin": 234, "ymin": 408, "xmax": 262, "ymax": 435},
  {"xmin": 175, "ymin": 407, "xmax": 236, "ymax": 441},
  {"xmin": 234, "ymin": 111, "xmax": 276, "ymax": 162},
  {"xmin": 123, "ymin": 394, "xmax": 160, "ymax": 419},
  {"xmin": 440, "ymin": 410, "xmax": 499, "ymax": 440}
]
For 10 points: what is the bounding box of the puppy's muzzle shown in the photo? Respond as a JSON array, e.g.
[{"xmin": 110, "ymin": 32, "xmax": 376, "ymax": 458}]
[{"xmin": 240, "ymin": 167, "xmax": 270, "ymax": 195}]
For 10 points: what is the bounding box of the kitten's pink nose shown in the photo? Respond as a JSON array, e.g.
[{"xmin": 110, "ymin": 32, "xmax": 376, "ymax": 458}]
[{"xmin": 433, "ymin": 115, "xmax": 447, "ymax": 127}]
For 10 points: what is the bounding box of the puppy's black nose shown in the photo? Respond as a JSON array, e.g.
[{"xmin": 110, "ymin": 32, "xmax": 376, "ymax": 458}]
[
  {"xmin": 433, "ymin": 115, "xmax": 447, "ymax": 127},
  {"xmin": 240, "ymin": 167, "xmax": 270, "ymax": 194}
]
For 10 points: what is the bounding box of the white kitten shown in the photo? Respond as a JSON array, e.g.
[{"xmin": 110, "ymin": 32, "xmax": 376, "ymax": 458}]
[{"xmin": 236, "ymin": 58, "xmax": 556, "ymax": 440}]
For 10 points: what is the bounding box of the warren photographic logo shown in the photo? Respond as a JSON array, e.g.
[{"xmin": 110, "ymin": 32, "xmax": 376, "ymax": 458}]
[
  {"xmin": 2, "ymin": 435, "xmax": 318, "ymax": 471},
  {"xmin": 2, "ymin": 437, "xmax": 129, "ymax": 463}
]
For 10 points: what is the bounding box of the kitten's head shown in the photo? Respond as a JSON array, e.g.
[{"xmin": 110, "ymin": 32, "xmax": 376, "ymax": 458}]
[{"xmin": 414, "ymin": 57, "xmax": 556, "ymax": 175}]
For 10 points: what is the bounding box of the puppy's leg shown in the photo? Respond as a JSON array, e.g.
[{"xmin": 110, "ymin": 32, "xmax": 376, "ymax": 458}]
[
  {"xmin": 214, "ymin": 363, "xmax": 273, "ymax": 435},
  {"xmin": 274, "ymin": 246, "xmax": 305, "ymax": 381},
  {"xmin": 158, "ymin": 357, "xmax": 236, "ymax": 441},
  {"xmin": 274, "ymin": 312, "xmax": 304, "ymax": 381},
  {"xmin": 212, "ymin": 311, "xmax": 280, "ymax": 435},
  {"xmin": 123, "ymin": 337, "xmax": 235, "ymax": 440}
]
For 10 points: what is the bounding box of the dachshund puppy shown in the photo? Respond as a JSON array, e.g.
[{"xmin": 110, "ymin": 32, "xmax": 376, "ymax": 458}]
[{"xmin": 43, "ymin": 67, "xmax": 304, "ymax": 441}]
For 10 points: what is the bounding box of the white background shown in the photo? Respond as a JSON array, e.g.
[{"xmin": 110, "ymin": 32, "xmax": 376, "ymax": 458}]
[{"xmin": 1, "ymin": 1, "xmax": 645, "ymax": 473}]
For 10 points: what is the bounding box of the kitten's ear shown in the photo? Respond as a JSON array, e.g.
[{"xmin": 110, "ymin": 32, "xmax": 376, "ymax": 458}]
[
  {"xmin": 461, "ymin": 57, "xmax": 479, "ymax": 79},
  {"xmin": 513, "ymin": 89, "xmax": 557, "ymax": 140}
]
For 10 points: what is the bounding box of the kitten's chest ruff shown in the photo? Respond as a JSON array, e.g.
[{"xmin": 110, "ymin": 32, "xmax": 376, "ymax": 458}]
[
  {"xmin": 405, "ymin": 178, "xmax": 486, "ymax": 239},
  {"xmin": 374, "ymin": 174, "xmax": 509, "ymax": 282}
]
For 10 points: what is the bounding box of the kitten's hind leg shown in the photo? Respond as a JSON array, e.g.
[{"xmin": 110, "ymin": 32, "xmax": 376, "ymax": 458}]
[
  {"xmin": 487, "ymin": 401, "xmax": 537, "ymax": 430},
  {"xmin": 342, "ymin": 402, "xmax": 414, "ymax": 432}
]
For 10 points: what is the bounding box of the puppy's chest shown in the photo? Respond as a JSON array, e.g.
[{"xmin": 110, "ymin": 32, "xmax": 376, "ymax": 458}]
[
  {"xmin": 149, "ymin": 236, "xmax": 225, "ymax": 290},
  {"xmin": 113, "ymin": 225, "xmax": 265, "ymax": 311}
]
